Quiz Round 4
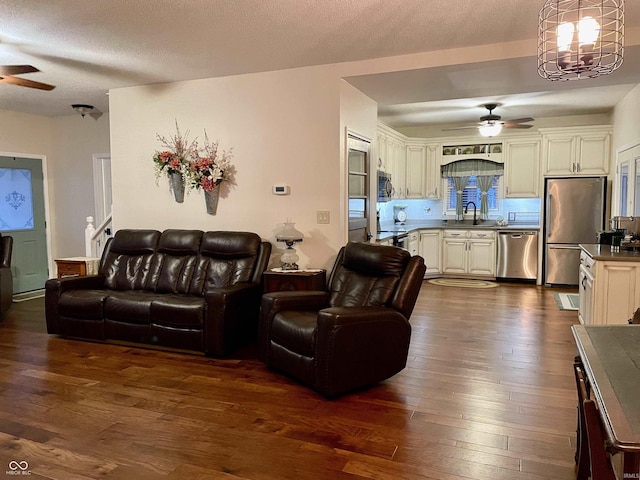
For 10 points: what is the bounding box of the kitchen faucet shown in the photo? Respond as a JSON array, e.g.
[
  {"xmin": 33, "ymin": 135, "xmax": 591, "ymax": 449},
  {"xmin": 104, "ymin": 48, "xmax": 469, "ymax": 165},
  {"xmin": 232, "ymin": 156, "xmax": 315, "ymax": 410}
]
[{"xmin": 464, "ymin": 201, "xmax": 478, "ymax": 225}]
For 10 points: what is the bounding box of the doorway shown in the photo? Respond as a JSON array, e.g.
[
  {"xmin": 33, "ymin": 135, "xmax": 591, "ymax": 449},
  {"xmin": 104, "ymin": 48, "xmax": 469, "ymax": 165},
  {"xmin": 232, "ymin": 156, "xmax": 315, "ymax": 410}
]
[
  {"xmin": 347, "ymin": 132, "xmax": 372, "ymax": 243},
  {"xmin": 0, "ymin": 156, "xmax": 49, "ymax": 293}
]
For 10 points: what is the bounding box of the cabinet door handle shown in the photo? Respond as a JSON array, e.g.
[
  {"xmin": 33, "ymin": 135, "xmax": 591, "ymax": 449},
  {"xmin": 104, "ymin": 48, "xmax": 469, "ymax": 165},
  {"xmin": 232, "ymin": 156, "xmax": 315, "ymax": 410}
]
[
  {"xmin": 477, "ymin": 234, "xmax": 486, "ymax": 238},
  {"xmin": 582, "ymin": 277, "xmax": 586, "ymax": 289},
  {"xmin": 451, "ymin": 233, "xmax": 460, "ymax": 237},
  {"xmin": 577, "ymin": 163, "xmax": 581, "ymax": 172}
]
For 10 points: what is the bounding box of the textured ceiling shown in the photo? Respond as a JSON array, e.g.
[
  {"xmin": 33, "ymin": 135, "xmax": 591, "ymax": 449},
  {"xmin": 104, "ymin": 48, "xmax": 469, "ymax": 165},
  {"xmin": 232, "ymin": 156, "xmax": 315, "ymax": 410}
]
[{"xmin": 0, "ymin": 0, "xmax": 639, "ymax": 125}]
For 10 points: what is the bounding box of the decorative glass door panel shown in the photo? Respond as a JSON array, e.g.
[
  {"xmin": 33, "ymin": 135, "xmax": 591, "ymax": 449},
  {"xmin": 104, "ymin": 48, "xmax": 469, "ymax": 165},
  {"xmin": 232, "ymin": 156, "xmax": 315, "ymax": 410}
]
[
  {"xmin": 0, "ymin": 168, "xmax": 35, "ymax": 230},
  {"xmin": 0, "ymin": 157, "xmax": 48, "ymax": 293}
]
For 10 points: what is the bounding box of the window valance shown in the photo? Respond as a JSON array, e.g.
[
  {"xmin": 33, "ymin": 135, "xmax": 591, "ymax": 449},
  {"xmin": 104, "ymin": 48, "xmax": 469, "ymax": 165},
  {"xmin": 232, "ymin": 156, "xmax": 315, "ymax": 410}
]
[{"xmin": 440, "ymin": 159, "xmax": 504, "ymax": 178}]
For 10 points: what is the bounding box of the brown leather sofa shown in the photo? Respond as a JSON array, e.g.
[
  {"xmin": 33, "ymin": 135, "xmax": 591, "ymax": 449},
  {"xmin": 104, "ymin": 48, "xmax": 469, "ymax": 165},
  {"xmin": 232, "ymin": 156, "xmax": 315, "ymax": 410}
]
[
  {"xmin": 0, "ymin": 233, "xmax": 13, "ymax": 320},
  {"xmin": 45, "ymin": 229, "xmax": 271, "ymax": 356},
  {"xmin": 259, "ymin": 241, "xmax": 425, "ymax": 398}
]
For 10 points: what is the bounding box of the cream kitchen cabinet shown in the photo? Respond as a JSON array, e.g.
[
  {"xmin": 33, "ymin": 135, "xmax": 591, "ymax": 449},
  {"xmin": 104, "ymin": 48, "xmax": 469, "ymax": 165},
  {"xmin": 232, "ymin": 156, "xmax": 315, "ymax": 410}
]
[
  {"xmin": 579, "ymin": 248, "xmax": 640, "ymax": 325},
  {"xmin": 405, "ymin": 144, "xmax": 426, "ymax": 199},
  {"xmin": 578, "ymin": 252, "xmax": 595, "ymax": 325},
  {"xmin": 442, "ymin": 229, "xmax": 496, "ymax": 277},
  {"xmin": 424, "ymin": 144, "xmax": 441, "ymax": 199},
  {"xmin": 407, "ymin": 231, "xmax": 420, "ymax": 256},
  {"xmin": 503, "ymin": 138, "xmax": 540, "ymax": 197},
  {"xmin": 541, "ymin": 127, "xmax": 611, "ymax": 176},
  {"xmin": 388, "ymin": 138, "xmax": 407, "ymax": 199},
  {"xmin": 377, "ymin": 133, "xmax": 389, "ymax": 172},
  {"xmin": 419, "ymin": 230, "xmax": 441, "ymax": 276}
]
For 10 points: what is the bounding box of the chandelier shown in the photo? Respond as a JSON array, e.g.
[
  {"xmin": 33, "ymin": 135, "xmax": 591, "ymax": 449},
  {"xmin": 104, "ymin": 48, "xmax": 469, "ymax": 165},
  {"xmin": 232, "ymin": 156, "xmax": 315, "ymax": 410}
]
[{"xmin": 538, "ymin": 0, "xmax": 624, "ymax": 81}]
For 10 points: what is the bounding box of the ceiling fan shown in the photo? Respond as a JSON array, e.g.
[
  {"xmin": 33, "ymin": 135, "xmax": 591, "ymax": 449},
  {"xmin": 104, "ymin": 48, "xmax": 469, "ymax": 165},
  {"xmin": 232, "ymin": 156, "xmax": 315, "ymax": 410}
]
[
  {"xmin": 444, "ymin": 103, "xmax": 533, "ymax": 137},
  {"xmin": 0, "ymin": 65, "xmax": 55, "ymax": 91}
]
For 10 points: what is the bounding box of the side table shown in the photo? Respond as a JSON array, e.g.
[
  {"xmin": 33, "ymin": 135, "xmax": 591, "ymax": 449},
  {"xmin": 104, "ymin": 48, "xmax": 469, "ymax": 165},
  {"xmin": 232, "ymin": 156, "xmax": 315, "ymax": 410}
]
[
  {"xmin": 55, "ymin": 257, "xmax": 100, "ymax": 278},
  {"xmin": 263, "ymin": 269, "xmax": 326, "ymax": 293}
]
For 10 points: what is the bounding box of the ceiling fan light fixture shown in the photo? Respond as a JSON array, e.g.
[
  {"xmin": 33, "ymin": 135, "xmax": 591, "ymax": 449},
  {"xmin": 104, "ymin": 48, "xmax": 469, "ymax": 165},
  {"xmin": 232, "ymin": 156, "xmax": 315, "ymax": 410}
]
[
  {"xmin": 478, "ymin": 123, "xmax": 503, "ymax": 137},
  {"xmin": 538, "ymin": 0, "xmax": 624, "ymax": 81},
  {"xmin": 71, "ymin": 104, "xmax": 94, "ymax": 117}
]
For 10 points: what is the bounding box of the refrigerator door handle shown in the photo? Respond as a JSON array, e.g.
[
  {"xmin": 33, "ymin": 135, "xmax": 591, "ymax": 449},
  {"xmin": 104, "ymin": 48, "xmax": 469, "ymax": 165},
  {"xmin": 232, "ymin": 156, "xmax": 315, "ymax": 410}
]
[{"xmin": 546, "ymin": 194, "xmax": 553, "ymax": 238}]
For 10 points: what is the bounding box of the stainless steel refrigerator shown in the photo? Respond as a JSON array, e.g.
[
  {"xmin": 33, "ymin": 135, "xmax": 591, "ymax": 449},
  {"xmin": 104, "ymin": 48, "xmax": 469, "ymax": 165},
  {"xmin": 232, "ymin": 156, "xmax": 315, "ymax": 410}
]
[{"xmin": 544, "ymin": 177, "xmax": 606, "ymax": 285}]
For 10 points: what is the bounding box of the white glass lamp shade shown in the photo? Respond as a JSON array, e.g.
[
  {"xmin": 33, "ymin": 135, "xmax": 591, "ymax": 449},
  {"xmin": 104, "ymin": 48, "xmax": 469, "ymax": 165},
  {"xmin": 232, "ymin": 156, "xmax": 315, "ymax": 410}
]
[
  {"xmin": 538, "ymin": 0, "xmax": 624, "ymax": 81},
  {"xmin": 478, "ymin": 123, "xmax": 503, "ymax": 138},
  {"xmin": 276, "ymin": 222, "xmax": 304, "ymax": 270}
]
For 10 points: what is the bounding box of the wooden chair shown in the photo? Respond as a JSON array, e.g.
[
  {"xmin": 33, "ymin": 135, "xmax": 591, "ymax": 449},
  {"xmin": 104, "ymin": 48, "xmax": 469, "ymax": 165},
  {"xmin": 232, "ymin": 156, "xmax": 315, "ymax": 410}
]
[{"xmin": 574, "ymin": 362, "xmax": 616, "ymax": 480}]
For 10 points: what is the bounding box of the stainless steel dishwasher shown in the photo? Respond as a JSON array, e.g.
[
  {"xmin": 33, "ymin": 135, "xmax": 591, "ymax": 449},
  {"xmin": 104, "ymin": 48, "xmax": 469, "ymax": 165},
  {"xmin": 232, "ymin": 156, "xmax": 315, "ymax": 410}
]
[{"xmin": 496, "ymin": 231, "xmax": 538, "ymax": 281}]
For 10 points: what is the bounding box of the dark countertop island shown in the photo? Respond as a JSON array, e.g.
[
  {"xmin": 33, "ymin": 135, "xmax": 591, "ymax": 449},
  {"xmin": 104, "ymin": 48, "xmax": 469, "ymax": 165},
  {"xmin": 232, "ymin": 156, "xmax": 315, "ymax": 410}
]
[{"xmin": 580, "ymin": 244, "xmax": 640, "ymax": 262}]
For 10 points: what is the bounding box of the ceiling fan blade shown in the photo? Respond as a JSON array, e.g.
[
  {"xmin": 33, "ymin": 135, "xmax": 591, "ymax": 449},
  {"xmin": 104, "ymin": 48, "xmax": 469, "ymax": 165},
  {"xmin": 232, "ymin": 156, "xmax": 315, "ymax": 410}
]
[
  {"xmin": 0, "ymin": 65, "xmax": 40, "ymax": 76},
  {"xmin": 504, "ymin": 123, "xmax": 533, "ymax": 129},
  {"xmin": 504, "ymin": 117, "xmax": 534, "ymax": 124},
  {"xmin": 0, "ymin": 75, "xmax": 55, "ymax": 91},
  {"xmin": 442, "ymin": 125, "xmax": 480, "ymax": 131}
]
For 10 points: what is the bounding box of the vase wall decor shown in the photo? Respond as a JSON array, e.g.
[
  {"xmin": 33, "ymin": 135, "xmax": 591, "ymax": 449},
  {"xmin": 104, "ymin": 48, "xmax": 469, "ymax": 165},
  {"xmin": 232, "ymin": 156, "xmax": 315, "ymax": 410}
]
[
  {"xmin": 204, "ymin": 186, "xmax": 220, "ymax": 215},
  {"xmin": 170, "ymin": 172, "xmax": 185, "ymax": 203}
]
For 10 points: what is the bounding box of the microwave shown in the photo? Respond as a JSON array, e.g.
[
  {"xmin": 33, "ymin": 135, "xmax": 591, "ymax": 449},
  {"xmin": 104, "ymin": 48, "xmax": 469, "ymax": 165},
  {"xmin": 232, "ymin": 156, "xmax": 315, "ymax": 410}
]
[{"xmin": 377, "ymin": 171, "xmax": 392, "ymax": 202}]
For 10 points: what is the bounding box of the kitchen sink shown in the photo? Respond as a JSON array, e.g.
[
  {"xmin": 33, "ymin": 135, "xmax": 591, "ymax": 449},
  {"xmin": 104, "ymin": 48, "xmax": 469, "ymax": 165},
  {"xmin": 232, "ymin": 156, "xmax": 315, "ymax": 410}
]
[{"xmin": 449, "ymin": 219, "xmax": 498, "ymax": 228}]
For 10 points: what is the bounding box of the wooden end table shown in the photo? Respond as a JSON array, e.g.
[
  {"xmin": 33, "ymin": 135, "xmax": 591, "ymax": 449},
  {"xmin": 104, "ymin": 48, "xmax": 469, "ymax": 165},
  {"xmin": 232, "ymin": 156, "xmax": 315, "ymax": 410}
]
[
  {"xmin": 55, "ymin": 257, "xmax": 100, "ymax": 278},
  {"xmin": 263, "ymin": 269, "xmax": 326, "ymax": 293}
]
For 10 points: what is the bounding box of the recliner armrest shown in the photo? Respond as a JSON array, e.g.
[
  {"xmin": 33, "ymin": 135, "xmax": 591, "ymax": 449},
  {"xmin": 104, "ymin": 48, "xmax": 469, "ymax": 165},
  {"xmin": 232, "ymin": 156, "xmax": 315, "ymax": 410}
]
[{"xmin": 261, "ymin": 291, "xmax": 330, "ymax": 316}]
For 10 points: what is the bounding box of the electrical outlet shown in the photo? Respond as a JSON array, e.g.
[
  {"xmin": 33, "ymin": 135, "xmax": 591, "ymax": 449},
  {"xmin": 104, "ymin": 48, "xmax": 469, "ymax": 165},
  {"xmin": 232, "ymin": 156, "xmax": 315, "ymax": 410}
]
[{"xmin": 317, "ymin": 211, "xmax": 330, "ymax": 224}]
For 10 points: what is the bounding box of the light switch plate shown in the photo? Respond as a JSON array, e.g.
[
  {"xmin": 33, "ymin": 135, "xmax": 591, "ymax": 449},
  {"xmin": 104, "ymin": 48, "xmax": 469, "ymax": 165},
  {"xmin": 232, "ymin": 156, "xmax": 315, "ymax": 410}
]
[{"xmin": 317, "ymin": 211, "xmax": 330, "ymax": 224}]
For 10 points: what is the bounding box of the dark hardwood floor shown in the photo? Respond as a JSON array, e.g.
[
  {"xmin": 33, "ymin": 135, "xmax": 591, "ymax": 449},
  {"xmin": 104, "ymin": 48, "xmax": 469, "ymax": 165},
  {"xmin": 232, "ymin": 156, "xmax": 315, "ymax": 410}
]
[{"xmin": 0, "ymin": 282, "xmax": 580, "ymax": 479}]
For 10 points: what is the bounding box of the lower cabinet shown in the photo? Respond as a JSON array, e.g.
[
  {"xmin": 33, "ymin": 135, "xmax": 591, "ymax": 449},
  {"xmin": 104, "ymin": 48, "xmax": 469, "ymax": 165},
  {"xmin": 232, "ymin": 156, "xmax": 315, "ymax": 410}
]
[
  {"xmin": 419, "ymin": 230, "xmax": 441, "ymax": 276},
  {"xmin": 407, "ymin": 231, "xmax": 420, "ymax": 256},
  {"xmin": 580, "ymin": 250, "xmax": 640, "ymax": 325},
  {"xmin": 442, "ymin": 229, "xmax": 496, "ymax": 277}
]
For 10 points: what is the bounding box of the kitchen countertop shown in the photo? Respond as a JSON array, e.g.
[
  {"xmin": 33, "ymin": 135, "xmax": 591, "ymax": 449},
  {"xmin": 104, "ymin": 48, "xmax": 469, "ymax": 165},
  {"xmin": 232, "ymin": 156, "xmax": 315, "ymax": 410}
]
[
  {"xmin": 580, "ymin": 243, "xmax": 640, "ymax": 262},
  {"xmin": 376, "ymin": 220, "xmax": 540, "ymax": 241}
]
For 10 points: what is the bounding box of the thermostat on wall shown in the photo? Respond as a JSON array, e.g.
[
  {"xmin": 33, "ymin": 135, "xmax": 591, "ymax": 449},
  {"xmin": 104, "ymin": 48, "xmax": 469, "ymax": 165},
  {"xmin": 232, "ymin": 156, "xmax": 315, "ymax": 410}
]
[{"xmin": 273, "ymin": 185, "xmax": 290, "ymax": 195}]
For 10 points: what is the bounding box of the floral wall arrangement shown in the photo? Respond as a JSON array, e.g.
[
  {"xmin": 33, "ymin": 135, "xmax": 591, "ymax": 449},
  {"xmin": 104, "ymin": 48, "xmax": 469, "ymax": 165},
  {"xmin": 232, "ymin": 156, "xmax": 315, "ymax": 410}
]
[{"xmin": 152, "ymin": 122, "xmax": 235, "ymax": 214}]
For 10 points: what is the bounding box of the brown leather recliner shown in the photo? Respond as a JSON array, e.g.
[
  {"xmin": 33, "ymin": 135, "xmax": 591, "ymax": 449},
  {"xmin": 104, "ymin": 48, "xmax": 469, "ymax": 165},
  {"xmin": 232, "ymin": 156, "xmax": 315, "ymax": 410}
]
[
  {"xmin": 0, "ymin": 233, "xmax": 13, "ymax": 321},
  {"xmin": 259, "ymin": 241, "xmax": 426, "ymax": 398}
]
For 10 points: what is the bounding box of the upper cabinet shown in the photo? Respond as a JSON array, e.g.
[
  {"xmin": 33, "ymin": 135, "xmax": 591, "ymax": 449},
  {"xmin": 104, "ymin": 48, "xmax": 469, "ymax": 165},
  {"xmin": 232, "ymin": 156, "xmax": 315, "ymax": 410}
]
[
  {"xmin": 377, "ymin": 124, "xmax": 442, "ymax": 200},
  {"xmin": 405, "ymin": 143, "xmax": 426, "ymax": 198},
  {"xmin": 424, "ymin": 144, "xmax": 440, "ymax": 199},
  {"xmin": 503, "ymin": 137, "xmax": 540, "ymax": 197},
  {"xmin": 541, "ymin": 126, "xmax": 611, "ymax": 176}
]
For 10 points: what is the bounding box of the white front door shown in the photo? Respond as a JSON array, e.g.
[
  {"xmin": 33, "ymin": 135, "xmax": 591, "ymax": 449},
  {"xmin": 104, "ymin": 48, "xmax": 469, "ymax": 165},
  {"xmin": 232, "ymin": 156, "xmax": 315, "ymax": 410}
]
[{"xmin": 0, "ymin": 156, "xmax": 48, "ymax": 293}]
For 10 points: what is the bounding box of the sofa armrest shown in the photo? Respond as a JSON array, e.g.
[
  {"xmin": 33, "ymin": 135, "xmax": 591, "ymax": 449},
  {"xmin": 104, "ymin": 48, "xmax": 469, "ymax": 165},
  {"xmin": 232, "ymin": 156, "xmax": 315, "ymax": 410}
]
[
  {"xmin": 203, "ymin": 283, "xmax": 263, "ymax": 356},
  {"xmin": 314, "ymin": 306, "xmax": 411, "ymax": 397},
  {"xmin": 44, "ymin": 275, "xmax": 106, "ymax": 333},
  {"xmin": 45, "ymin": 275, "xmax": 106, "ymax": 295}
]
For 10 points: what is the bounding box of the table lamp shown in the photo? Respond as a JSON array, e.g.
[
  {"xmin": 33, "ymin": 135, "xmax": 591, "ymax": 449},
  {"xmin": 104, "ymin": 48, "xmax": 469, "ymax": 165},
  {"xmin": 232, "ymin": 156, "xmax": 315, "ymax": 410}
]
[{"xmin": 276, "ymin": 221, "xmax": 303, "ymax": 270}]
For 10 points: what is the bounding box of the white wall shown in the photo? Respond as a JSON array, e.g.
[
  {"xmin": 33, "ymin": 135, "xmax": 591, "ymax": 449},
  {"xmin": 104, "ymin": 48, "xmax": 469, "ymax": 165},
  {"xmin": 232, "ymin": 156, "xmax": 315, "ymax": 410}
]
[
  {"xmin": 612, "ymin": 83, "xmax": 640, "ymax": 152},
  {"xmin": 340, "ymin": 80, "xmax": 378, "ymax": 238},
  {"xmin": 49, "ymin": 114, "xmax": 110, "ymax": 257},
  {"xmin": 109, "ymin": 66, "xmax": 349, "ymax": 271},
  {"xmin": 0, "ymin": 109, "xmax": 110, "ymax": 275}
]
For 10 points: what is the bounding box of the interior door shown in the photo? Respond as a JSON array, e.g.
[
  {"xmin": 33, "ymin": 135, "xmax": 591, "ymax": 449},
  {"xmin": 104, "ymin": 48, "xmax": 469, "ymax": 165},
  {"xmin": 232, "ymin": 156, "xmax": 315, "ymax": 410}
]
[
  {"xmin": 347, "ymin": 133, "xmax": 371, "ymax": 243},
  {"xmin": 0, "ymin": 156, "xmax": 49, "ymax": 293}
]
